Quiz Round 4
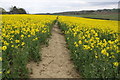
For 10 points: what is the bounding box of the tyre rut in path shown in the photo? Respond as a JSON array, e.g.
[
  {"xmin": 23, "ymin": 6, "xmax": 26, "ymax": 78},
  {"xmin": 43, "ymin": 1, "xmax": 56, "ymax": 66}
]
[{"xmin": 27, "ymin": 22, "xmax": 80, "ymax": 78}]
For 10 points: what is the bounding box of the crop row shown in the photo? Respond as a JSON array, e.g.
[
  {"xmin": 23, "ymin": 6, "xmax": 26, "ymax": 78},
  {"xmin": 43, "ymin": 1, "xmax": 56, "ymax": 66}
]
[
  {"xmin": 1, "ymin": 15, "xmax": 56, "ymax": 78},
  {"xmin": 58, "ymin": 16, "xmax": 120, "ymax": 78}
]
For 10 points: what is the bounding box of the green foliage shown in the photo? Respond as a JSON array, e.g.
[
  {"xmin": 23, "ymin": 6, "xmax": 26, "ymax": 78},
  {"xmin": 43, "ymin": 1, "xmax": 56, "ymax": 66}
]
[{"xmin": 9, "ymin": 6, "xmax": 27, "ymax": 14}]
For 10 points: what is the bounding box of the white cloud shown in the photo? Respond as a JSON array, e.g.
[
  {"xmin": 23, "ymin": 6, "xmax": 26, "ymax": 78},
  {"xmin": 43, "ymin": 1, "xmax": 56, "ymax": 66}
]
[{"xmin": 0, "ymin": 0, "xmax": 119, "ymax": 13}]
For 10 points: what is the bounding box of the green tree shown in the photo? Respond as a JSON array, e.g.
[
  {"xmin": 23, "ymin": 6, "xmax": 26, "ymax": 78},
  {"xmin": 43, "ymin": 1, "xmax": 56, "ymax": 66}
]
[
  {"xmin": 18, "ymin": 8, "xmax": 27, "ymax": 14},
  {"xmin": 9, "ymin": 6, "xmax": 27, "ymax": 14},
  {"xmin": 0, "ymin": 7, "xmax": 6, "ymax": 14}
]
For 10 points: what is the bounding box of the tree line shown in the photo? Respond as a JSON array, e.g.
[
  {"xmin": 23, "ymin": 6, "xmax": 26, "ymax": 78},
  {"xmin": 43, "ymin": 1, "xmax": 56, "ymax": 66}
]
[
  {"xmin": 0, "ymin": 6, "xmax": 27, "ymax": 14},
  {"xmin": 52, "ymin": 8, "xmax": 120, "ymax": 15}
]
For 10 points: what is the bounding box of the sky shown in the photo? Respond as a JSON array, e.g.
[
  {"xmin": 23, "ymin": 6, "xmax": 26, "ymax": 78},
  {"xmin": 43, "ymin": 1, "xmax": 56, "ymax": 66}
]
[{"xmin": 0, "ymin": 0, "xmax": 119, "ymax": 14}]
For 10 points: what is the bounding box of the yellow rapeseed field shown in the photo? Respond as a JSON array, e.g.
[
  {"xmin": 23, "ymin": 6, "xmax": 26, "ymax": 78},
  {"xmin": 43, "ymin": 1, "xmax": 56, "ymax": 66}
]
[
  {"xmin": 1, "ymin": 15, "xmax": 56, "ymax": 78},
  {"xmin": 1, "ymin": 14, "xmax": 120, "ymax": 78},
  {"xmin": 58, "ymin": 16, "xmax": 120, "ymax": 78}
]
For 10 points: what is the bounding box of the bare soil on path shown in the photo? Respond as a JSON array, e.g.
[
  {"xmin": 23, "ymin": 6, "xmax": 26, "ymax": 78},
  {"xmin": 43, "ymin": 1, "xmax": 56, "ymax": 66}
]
[{"xmin": 27, "ymin": 22, "xmax": 80, "ymax": 78}]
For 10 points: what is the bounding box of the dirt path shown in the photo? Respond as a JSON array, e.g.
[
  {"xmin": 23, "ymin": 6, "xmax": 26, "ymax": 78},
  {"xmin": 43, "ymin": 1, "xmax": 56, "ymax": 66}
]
[{"xmin": 27, "ymin": 21, "xmax": 80, "ymax": 78}]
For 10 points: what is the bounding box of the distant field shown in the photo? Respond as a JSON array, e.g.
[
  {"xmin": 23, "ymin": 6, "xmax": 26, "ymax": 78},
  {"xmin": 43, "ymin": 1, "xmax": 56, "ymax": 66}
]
[{"xmin": 58, "ymin": 13, "xmax": 119, "ymax": 21}]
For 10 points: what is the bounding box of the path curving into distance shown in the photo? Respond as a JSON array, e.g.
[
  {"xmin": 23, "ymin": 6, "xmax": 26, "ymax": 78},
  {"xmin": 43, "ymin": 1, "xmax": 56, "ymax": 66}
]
[{"xmin": 27, "ymin": 21, "xmax": 80, "ymax": 78}]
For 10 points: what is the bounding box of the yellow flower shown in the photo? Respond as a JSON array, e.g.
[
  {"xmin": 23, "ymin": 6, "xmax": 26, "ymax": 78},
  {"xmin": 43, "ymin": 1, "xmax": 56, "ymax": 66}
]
[
  {"xmin": 106, "ymin": 47, "xmax": 110, "ymax": 50},
  {"xmin": 82, "ymin": 36, "xmax": 85, "ymax": 39},
  {"xmin": 21, "ymin": 35, "xmax": 24, "ymax": 38},
  {"xmin": 7, "ymin": 70, "xmax": 10, "ymax": 74},
  {"xmin": 101, "ymin": 49, "xmax": 109, "ymax": 56},
  {"xmin": 21, "ymin": 42, "xmax": 25, "ymax": 46},
  {"xmin": 94, "ymin": 33, "xmax": 98, "ymax": 36},
  {"xmin": 113, "ymin": 62, "xmax": 119, "ymax": 67},
  {"xmin": 33, "ymin": 38, "xmax": 38, "ymax": 41},
  {"xmin": 0, "ymin": 72, "xmax": 2, "ymax": 74},
  {"xmin": 42, "ymin": 30, "xmax": 45, "ymax": 33},
  {"xmin": 35, "ymin": 37, "xmax": 38, "ymax": 40},
  {"xmin": 111, "ymin": 55, "xmax": 115, "ymax": 58},
  {"xmin": 75, "ymin": 44, "xmax": 79, "ymax": 47},
  {"xmin": 4, "ymin": 42, "xmax": 9, "ymax": 46},
  {"xmin": 95, "ymin": 55, "xmax": 98, "ymax": 58},
  {"xmin": 67, "ymin": 37, "xmax": 69, "ymax": 40},
  {"xmin": 0, "ymin": 57, "xmax": 2, "ymax": 61},
  {"xmin": 96, "ymin": 37, "xmax": 99, "ymax": 40},
  {"xmin": 78, "ymin": 40, "xmax": 82, "ymax": 44},
  {"xmin": 15, "ymin": 46, "xmax": 18, "ymax": 48},
  {"xmin": 15, "ymin": 40, "xmax": 20, "ymax": 43},
  {"xmin": 2, "ymin": 46, "xmax": 7, "ymax": 51},
  {"xmin": 83, "ymin": 45, "xmax": 90, "ymax": 50},
  {"xmin": 74, "ymin": 42, "xmax": 77, "ymax": 45},
  {"xmin": 28, "ymin": 35, "xmax": 31, "ymax": 37},
  {"xmin": 11, "ymin": 45, "xmax": 14, "ymax": 47},
  {"xmin": 108, "ymin": 40, "xmax": 114, "ymax": 44},
  {"xmin": 74, "ymin": 42, "xmax": 79, "ymax": 47}
]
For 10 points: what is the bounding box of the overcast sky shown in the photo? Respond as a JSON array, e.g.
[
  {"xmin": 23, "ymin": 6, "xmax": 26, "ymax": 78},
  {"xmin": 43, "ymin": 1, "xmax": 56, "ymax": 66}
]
[{"xmin": 0, "ymin": 0, "xmax": 119, "ymax": 13}]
